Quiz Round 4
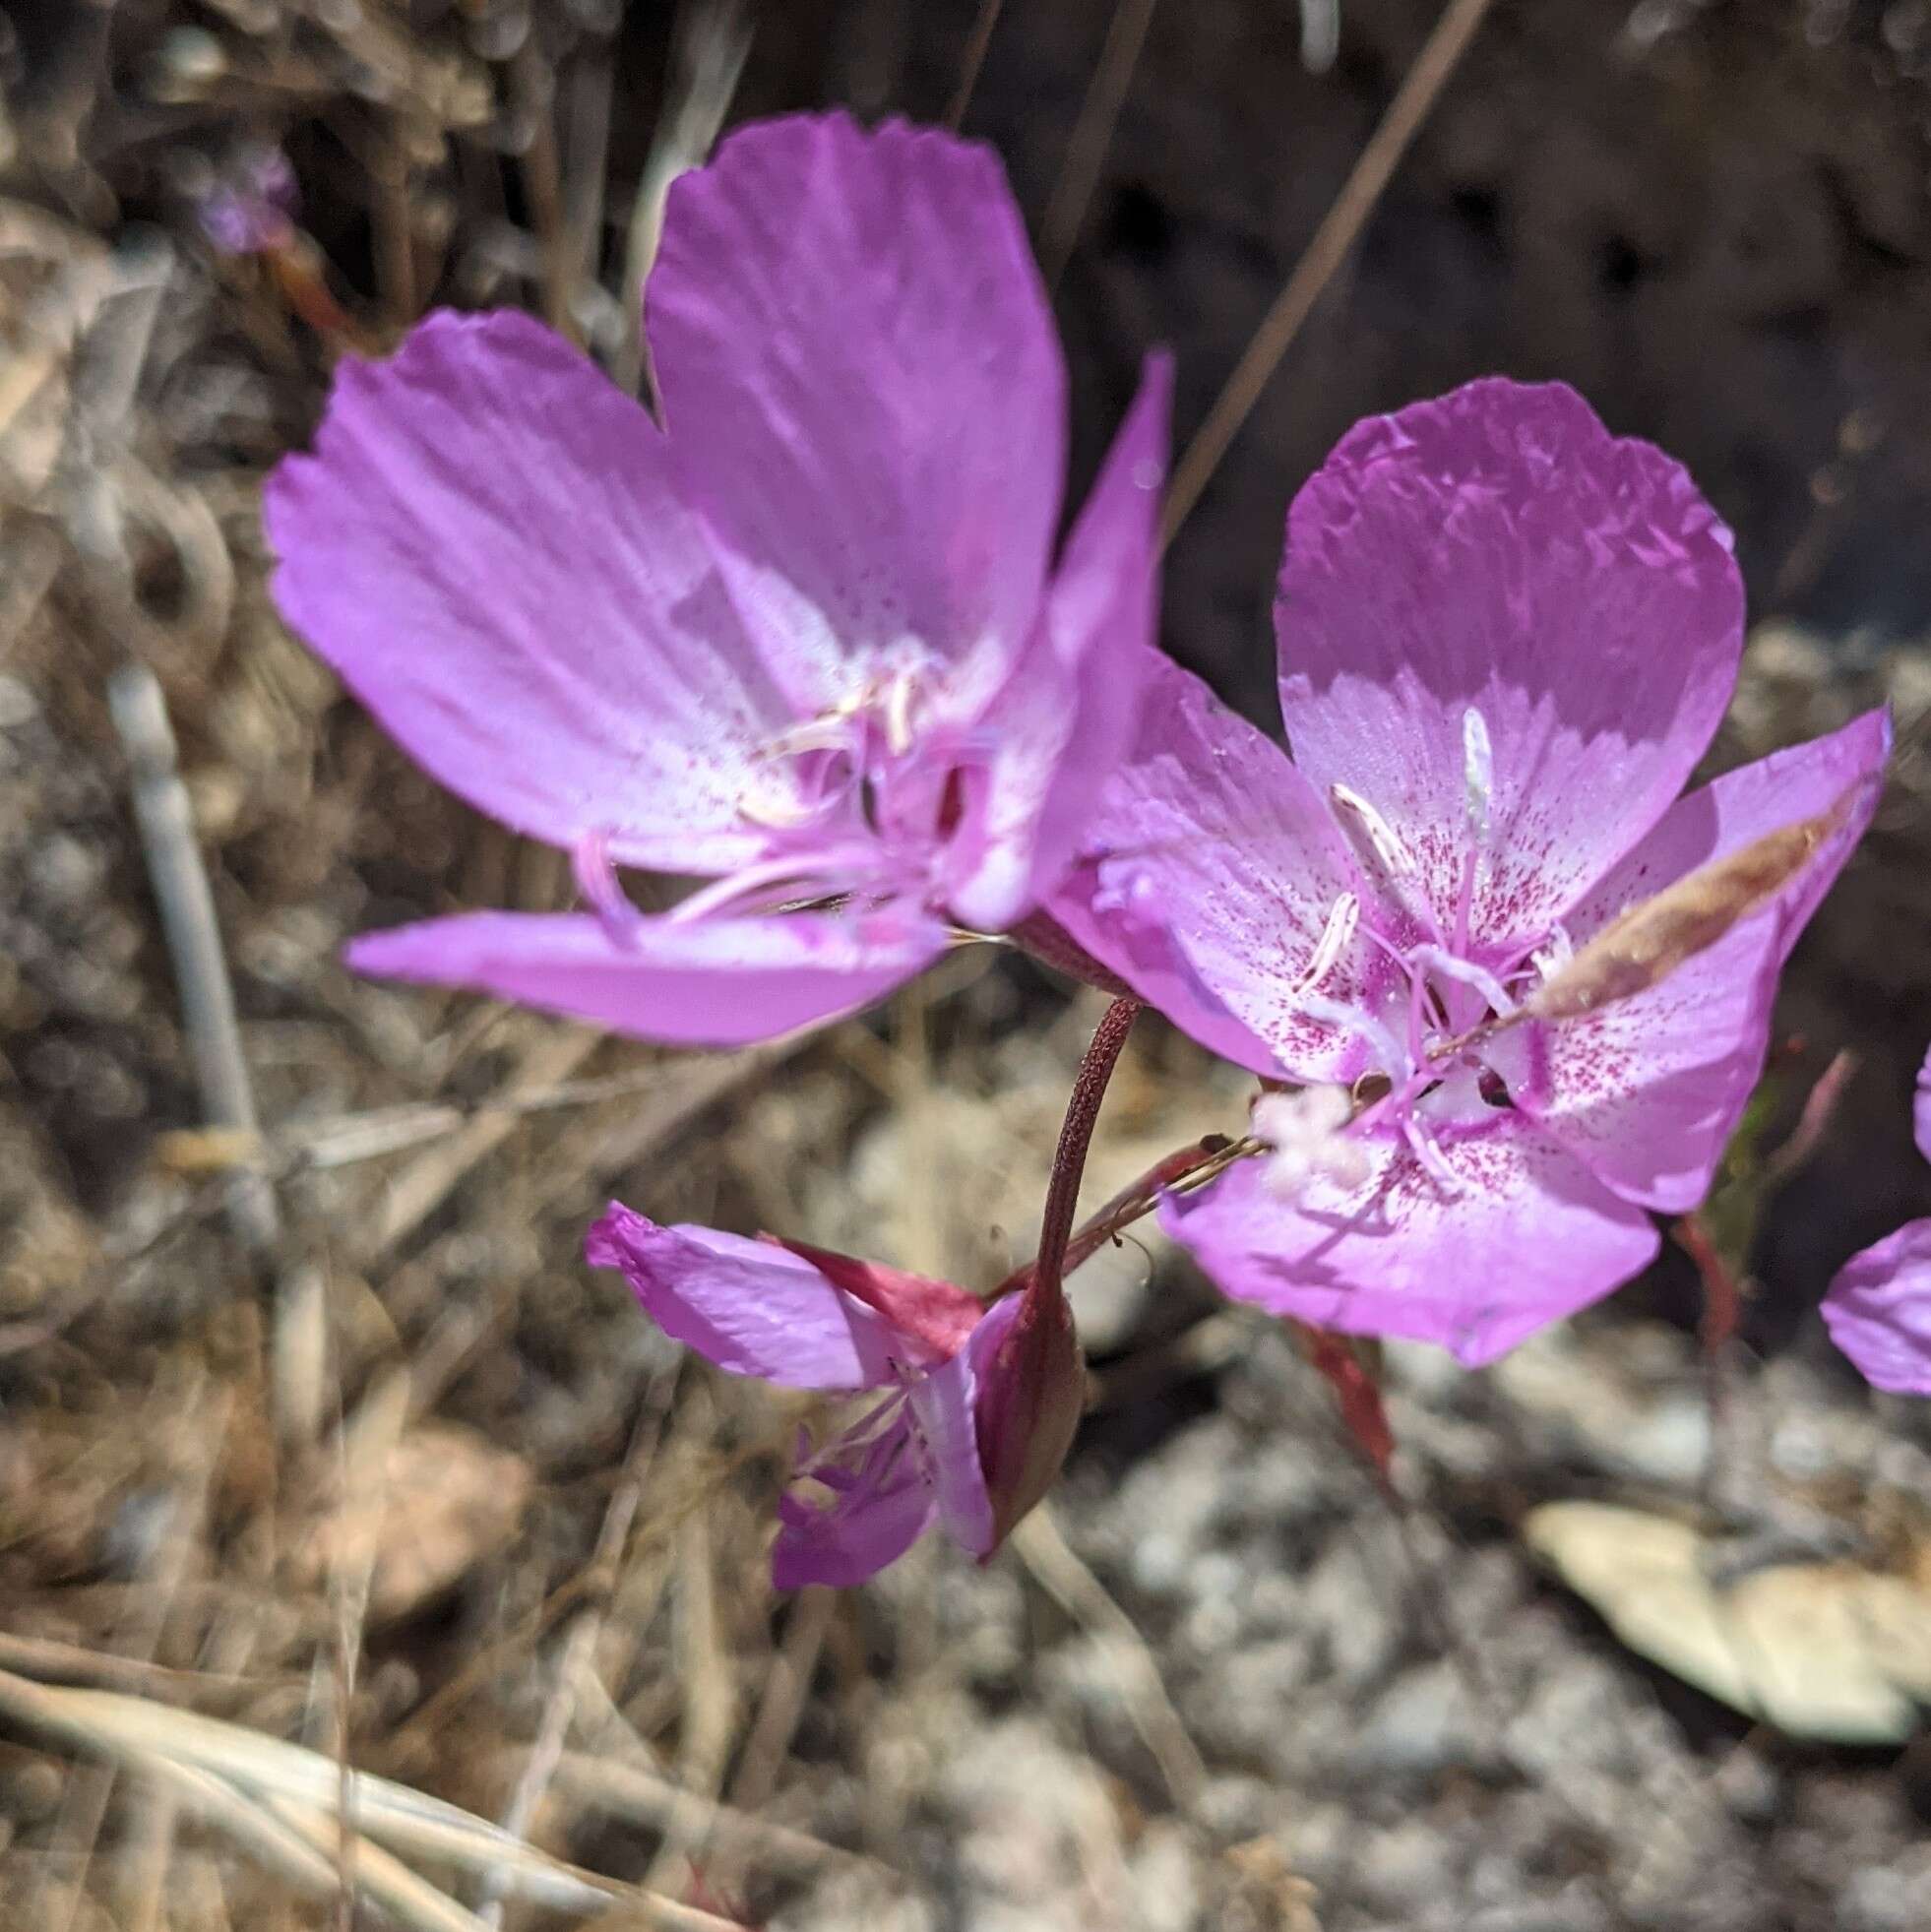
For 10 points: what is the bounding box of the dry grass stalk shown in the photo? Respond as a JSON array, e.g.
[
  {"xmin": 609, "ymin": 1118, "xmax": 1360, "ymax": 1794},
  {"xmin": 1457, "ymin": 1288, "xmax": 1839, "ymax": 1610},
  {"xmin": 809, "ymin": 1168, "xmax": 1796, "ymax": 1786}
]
[
  {"xmin": 110, "ymin": 662, "xmax": 280, "ymax": 1258},
  {"xmin": 361, "ymin": 1026, "xmax": 600, "ymax": 1262},
  {"xmin": 549, "ymin": 1753, "xmax": 866, "ymax": 1884},
  {"xmin": 1527, "ymin": 785, "xmax": 1861, "ymax": 1025},
  {"xmin": 617, "ymin": 0, "xmax": 752, "ymax": 398},
  {"xmin": 0, "ymin": 1668, "xmax": 751, "ymax": 1931},
  {"xmin": 1040, "ymin": 0, "xmax": 1160, "ymax": 289},
  {"xmin": 1161, "ymin": 0, "xmax": 1502, "ymax": 540},
  {"xmin": 1009, "ymin": 1504, "xmax": 1208, "ymax": 1810}
]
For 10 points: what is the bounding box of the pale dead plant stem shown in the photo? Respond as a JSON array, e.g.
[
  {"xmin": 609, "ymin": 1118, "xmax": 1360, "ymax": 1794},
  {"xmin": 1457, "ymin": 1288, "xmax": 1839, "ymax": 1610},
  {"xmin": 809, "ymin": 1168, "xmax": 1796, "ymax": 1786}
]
[
  {"xmin": 723, "ymin": 1586, "xmax": 836, "ymax": 1817},
  {"xmin": 0, "ymin": 1670, "xmax": 753, "ymax": 1931},
  {"xmin": 371, "ymin": 133, "xmax": 417, "ymax": 325},
  {"xmin": 1161, "ymin": 0, "xmax": 1501, "ymax": 542},
  {"xmin": 362, "ymin": 1027, "xmax": 599, "ymax": 1262},
  {"xmin": 1040, "ymin": 0, "xmax": 1160, "ymax": 290},
  {"xmin": 477, "ymin": 1382, "xmax": 672, "ymax": 1926},
  {"xmin": 565, "ymin": 42, "xmax": 617, "ymax": 287},
  {"xmin": 1010, "ymin": 1504, "xmax": 1207, "ymax": 1809},
  {"xmin": 618, "ymin": 0, "xmax": 752, "ymax": 398},
  {"xmin": 110, "ymin": 662, "xmax": 280, "ymax": 1259},
  {"xmin": 944, "ymin": 0, "xmax": 1006, "ymax": 130},
  {"xmin": 648, "ymin": 1492, "xmax": 735, "ymax": 1897}
]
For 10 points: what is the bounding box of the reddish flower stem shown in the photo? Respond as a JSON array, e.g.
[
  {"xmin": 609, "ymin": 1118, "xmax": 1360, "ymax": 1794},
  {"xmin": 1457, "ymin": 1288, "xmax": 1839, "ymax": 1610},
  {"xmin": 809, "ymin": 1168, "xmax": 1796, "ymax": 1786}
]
[
  {"xmin": 1290, "ymin": 1323, "xmax": 1397, "ymax": 1498},
  {"xmin": 1030, "ymin": 997, "xmax": 1142, "ymax": 1305},
  {"xmin": 1673, "ymin": 1211, "xmax": 1742, "ymax": 1354}
]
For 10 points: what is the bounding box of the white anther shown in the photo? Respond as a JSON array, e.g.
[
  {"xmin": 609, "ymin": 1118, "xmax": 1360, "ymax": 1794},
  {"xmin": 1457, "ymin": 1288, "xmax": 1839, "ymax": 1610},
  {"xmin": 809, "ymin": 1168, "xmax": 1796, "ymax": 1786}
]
[
  {"xmin": 880, "ymin": 663, "xmax": 921, "ymax": 757},
  {"xmin": 1401, "ymin": 1113, "xmax": 1463, "ymax": 1197},
  {"xmin": 1530, "ymin": 921, "xmax": 1575, "ymax": 983},
  {"xmin": 1254, "ymin": 1086, "xmax": 1373, "ymax": 1199},
  {"xmin": 1291, "ymin": 892, "xmax": 1359, "ymax": 996},
  {"xmin": 737, "ymin": 767, "xmax": 820, "ymax": 829},
  {"xmin": 1462, "ymin": 706, "xmax": 1494, "ymax": 843},
  {"xmin": 1330, "ymin": 782, "xmax": 1415, "ymax": 881}
]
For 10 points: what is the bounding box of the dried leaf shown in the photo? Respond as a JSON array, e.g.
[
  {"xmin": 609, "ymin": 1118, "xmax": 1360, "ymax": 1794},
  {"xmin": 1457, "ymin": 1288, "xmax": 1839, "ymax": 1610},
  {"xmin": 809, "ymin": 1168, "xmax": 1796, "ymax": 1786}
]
[
  {"xmin": 1526, "ymin": 785, "xmax": 1860, "ymax": 1025},
  {"xmin": 1526, "ymin": 1502, "xmax": 1931, "ymax": 1743}
]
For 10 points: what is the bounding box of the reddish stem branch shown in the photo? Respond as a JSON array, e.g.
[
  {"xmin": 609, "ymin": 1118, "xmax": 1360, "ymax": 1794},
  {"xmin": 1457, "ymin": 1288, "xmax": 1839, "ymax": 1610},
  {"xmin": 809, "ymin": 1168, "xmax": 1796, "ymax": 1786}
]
[
  {"xmin": 995, "ymin": 1129, "xmax": 1258, "ymax": 1302},
  {"xmin": 1031, "ymin": 998, "xmax": 1142, "ymax": 1304}
]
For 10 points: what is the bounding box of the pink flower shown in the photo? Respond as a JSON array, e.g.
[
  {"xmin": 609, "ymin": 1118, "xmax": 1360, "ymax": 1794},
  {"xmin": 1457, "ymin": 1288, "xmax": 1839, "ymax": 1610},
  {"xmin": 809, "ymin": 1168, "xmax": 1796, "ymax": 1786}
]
[
  {"xmin": 1048, "ymin": 379, "xmax": 1890, "ymax": 1365},
  {"xmin": 1821, "ymin": 1046, "xmax": 1931, "ymax": 1395},
  {"xmin": 586, "ymin": 1207, "xmax": 1082, "ymax": 1586},
  {"xmin": 265, "ymin": 113, "xmax": 1167, "ymax": 1047}
]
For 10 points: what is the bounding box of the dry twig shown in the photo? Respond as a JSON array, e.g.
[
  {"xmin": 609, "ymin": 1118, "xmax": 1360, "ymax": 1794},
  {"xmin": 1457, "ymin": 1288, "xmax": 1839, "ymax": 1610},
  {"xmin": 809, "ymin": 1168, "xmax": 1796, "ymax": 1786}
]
[{"xmin": 1162, "ymin": 0, "xmax": 1500, "ymax": 540}]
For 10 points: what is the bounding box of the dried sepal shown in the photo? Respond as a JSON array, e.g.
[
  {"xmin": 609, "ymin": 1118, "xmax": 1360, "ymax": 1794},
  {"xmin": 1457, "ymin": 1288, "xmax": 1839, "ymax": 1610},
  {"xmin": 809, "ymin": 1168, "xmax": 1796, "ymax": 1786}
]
[{"xmin": 1525, "ymin": 782, "xmax": 1862, "ymax": 1026}]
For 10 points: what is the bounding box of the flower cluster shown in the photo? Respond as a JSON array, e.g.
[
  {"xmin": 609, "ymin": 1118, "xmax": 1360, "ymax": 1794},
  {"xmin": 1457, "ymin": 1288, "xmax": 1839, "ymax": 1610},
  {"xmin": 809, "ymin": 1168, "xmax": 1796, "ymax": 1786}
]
[{"xmin": 268, "ymin": 110, "xmax": 1918, "ymax": 1588}]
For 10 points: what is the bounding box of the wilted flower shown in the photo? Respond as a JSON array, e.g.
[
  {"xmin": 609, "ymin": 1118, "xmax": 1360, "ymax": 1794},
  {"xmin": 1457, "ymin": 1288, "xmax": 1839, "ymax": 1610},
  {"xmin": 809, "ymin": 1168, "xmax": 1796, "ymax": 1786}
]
[
  {"xmin": 266, "ymin": 112, "xmax": 1166, "ymax": 1047},
  {"xmin": 1050, "ymin": 379, "xmax": 1889, "ymax": 1364},
  {"xmin": 1821, "ymin": 1045, "xmax": 1931, "ymax": 1395},
  {"xmin": 586, "ymin": 1206, "xmax": 1083, "ymax": 1586}
]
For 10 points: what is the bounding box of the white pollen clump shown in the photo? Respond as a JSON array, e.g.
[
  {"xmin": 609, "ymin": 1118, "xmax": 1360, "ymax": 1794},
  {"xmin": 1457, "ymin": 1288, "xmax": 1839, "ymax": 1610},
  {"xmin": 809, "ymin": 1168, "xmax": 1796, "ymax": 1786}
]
[
  {"xmin": 1253, "ymin": 1085, "xmax": 1374, "ymax": 1200},
  {"xmin": 1330, "ymin": 782, "xmax": 1414, "ymax": 880}
]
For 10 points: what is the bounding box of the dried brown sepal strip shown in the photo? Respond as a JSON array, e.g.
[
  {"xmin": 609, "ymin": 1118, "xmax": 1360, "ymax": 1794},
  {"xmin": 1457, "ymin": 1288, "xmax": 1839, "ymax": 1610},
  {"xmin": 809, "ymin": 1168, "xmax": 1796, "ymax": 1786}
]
[{"xmin": 1525, "ymin": 781, "xmax": 1862, "ymax": 1026}]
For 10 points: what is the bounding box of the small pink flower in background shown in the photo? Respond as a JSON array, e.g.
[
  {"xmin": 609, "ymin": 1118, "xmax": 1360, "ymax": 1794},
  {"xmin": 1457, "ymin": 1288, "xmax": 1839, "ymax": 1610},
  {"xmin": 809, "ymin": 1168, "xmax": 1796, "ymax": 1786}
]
[
  {"xmin": 198, "ymin": 145, "xmax": 298, "ymax": 256},
  {"xmin": 1049, "ymin": 379, "xmax": 1889, "ymax": 1365},
  {"xmin": 265, "ymin": 112, "xmax": 1168, "ymax": 1048},
  {"xmin": 587, "ymin": 1207, "xmax": 1082, "ymax": 1586},
  {"xmin": 1821, "ymin": 1045, "xmax": 1931, "ymax": 1395}
]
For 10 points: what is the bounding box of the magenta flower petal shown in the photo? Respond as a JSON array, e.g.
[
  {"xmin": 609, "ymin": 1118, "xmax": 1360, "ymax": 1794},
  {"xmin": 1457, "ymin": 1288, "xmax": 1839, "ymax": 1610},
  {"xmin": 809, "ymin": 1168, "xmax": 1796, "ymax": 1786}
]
[
  {"xmin": 346, "ymin": 906, "xmax": 951, "ymax": 1049},
  {"xmin": 649, "ymin": 113, "xmax": 1065, "ymax": 716},
  {"xmin": 1915, "ymin": 1044, "xmax": 1931, "ymax": 1166},
  {"xmin": 773, "ymin": 1431, "xmax": 937, "ymax": 1589},
  {"xmin": 948, "ymin": 354, "xmax": 1172, "ymax": 932},
  {"xmin": 586, "ymin": 1206, "xmax": 901, "ymax": 1388},
  {"xmin": 910, "ymin": 1293, "xmax": 1022, "ymax": 1557},
  {"xmin": 1500, "ymin": 919, "xmax": 1780, "ymax": 1214},
  {"xmin": 1822, "ymin": 1220, "xmax": 1931, "ymax": 1396},
  {"xmin": 1159, "ymin": 1123, "xmax": 1660, "ymax": 1367},
  {"xmin": 1046, "ymin": 658, "xmax": 1381, "ymax": 1081},
  {"xmin": 1276, "ymin": 379, "xmax": 1743, "ymax": 950},
  {"xmin": 265, "ymin": 310, "xmax": 793, "ymax": 875}
]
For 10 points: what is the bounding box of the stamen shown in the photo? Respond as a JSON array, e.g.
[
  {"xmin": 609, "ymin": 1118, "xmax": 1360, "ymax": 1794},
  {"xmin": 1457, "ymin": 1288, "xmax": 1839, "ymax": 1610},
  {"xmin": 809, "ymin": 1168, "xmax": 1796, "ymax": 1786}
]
[
  {"xmin": 1530, "ymin": 922, "xmax": 1575, "ymax": 983},
  {"xmin": 573, "ymin": 830, "xmax": 644, "ymax": 948},
  {"xmin": 1401, "ymin": 1113, "xmax": 1463, "ymax": 1197},
  {"xmin": 759, "ymin": 712, "xmax": 862, "ymax": 763},
  {"xmin": 664, "ymin": 852, "xmax": 835, "ymax": 926},
  {"xmin": 880, "ymin": 662, "xmax": 921, "ymax": 757},
  {"xmin": 1291, "ymin": 892, "xmax": 1359, "ymax": 996},
  {"xmin": 1330, "ymin": 782, "xmax": 1415, "ymax": 880}
]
